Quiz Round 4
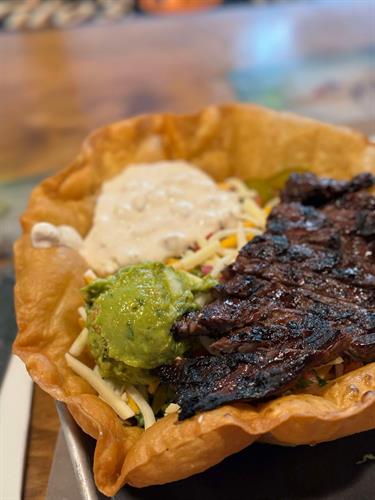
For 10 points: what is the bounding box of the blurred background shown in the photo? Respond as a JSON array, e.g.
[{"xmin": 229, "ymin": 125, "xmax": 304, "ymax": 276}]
[
  {"xmin": 0, "ymin": 1, "xmax": 303, "ymax": 30},
  {"xmin": 0, "ymin": 1, "xmax": 374, "ymax": 498},
  {"xmin": 1, "ymin": 0, "xmax": 374, "ymax": 247}
]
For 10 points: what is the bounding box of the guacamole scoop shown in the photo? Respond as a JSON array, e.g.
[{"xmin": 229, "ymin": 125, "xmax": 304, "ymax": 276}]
[{"xmin": 84, "ymin": 262, "xmax": 216, "ymax": 385}]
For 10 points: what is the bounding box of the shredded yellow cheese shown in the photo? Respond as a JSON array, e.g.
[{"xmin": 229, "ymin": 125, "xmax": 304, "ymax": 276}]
[
  {"xmin": 243, "ymin": 198, "xmax": 267, "ymax": 227},
  {"xmin": 78, "ymin": 306, "xmax": 87, "ymax": 321},
  {"xmin": 164, "ymin": 403, "xmax": 180, "ymax": 415},
  {"xmin": 125, "ymin": 385, "xmax": 156, "ymax": 429},
  {"xmin": 84, "ymin": 269, "xmax": 97, "ymax": 283},
  {"xmin": 217, "ymin": 181, "xmax": 230, "ymax": 190},
  {"xmin": 243, "ymin": 220, "xmax": 255, "ymax": 228},
  {"xmin": 225, "ymin": 177, "xmax": 256, "ymax": 198},
  {"xmin": 68, "ymin": 328, "xmax": 89, "ymax": 357},
  {"xmin": 317, "ymin": 356, "xmax": 344, "ymax": 369},
  {"xmin": 236, "ymin": 222, "xmax": 247, "ymax": 250},
  {"xmin": 127, "ymin": 395, "xmax": 140, "ymax": 415},
  {"xmin": 173, "ymin": 240, "xmax": 221, "ymax": 271},
  {"xmin": 211, "ymin": 254, "xmax": 235, "ymax": 277},
  {"xmin": 65, "ymin": 353, "xmax": 135, "ymax": 420},
  {"xmin": 264, "ymin": 197, "xmax": 280, "ymax": 213}
]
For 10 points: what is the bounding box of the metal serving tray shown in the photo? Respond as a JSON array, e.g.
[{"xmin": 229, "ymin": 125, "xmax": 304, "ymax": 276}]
[{"xmin": 50, "ymin": 402, "xmax": 375, "ymax": 500}]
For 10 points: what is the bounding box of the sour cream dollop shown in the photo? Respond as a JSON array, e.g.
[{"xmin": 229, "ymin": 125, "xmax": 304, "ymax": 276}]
[
  {"xmin": 80, "ymin": 161, "xmax": 241, "ymax": 275},
  {"xmin": 31, "ymin": 222, "xmax": 83, "ymax": 250}
]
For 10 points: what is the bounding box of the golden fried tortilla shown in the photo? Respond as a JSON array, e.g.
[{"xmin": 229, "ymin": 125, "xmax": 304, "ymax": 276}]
[{"xmin": 13, "ymin": 104, "xmax": 375, "ymax": 495}]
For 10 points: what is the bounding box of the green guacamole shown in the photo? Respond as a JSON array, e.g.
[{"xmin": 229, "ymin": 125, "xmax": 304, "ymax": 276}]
[{"xmin": 84, "ymin": 262, "xmax": 216, "ymax": 385}]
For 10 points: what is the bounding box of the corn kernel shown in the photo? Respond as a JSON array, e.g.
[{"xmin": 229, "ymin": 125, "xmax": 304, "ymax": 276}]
[
  {"xmin": 220, "ymin": 235, "xmax": 237, "ymax": 248},
  {"xmin": 84, "ymin": 269, "xmax": 97, "ymax": 284},
  {"xmin": 264, "ymin": 206, "xmax": 273, "ymax": 216},
  {"xmin": 166, "ymin": 258, "xmax": 179, "ymax": 265},
  {"xmin": 243, "ymin": 220, "xmax": 256, "ymax": 228}
]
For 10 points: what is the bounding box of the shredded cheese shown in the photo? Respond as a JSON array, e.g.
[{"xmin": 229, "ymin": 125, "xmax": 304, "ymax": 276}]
[
  {"xmin": 197, "ymin": 237, "xmax": 209, "ymax": 249},
  {"xmin": 65, "ymin": 353, "xmax": 135, "ymax": 420},
  {"xmin": 126, "ymin": 395, "xmax": 141, "ymax": 415},
  {"xmin": 164, "ymin": 403, "xmax": 180, "ymax": 415},
  {"xmin": 210, "ymin": 227, "xmax": 262, "ymax": 244},
  {"xmin": 78, "ymin": 306, "xmax": 87, "ymax": 322},
  {"xmin": 125, "ymin": 385, "xmax": 156, "ymax": 429},
  {"xmin": 225, "ymin": 177, "xmax": 256, "ymax": 198},
  {"xmin": 84, "ymin": 269, "xmax": 97, "ymax": 283},
  {"xmin": 236, "ymin": 222, "xmax": 247, "ymax": 250},
  {"xmin": 217, "ymin": 181, "xmax": 230, "ymax": 190},
  {"xmin": 211, "ymin": 254, "xmax": 235, "ymax": 277},
  {"xmin": 264, "ymin": 197, "xmax": 280, "ymax": 215},
  {"xmin": 317, "ymin": 356, "xmax": 344, "ymax": 369},
  {"xmin": 172, "ymin": 240, "xmax": 221, "ymax": 271},
  {"xmin": 209, "ymin": 228, "xmax": 238, "ymax": 242},
  {"xmin": 68, "ymin": 328, "xmax": 89, "ymax": 357},
  {"xmin": 243, "ymin": 198, "xmax": 267, "ymax": 227}
]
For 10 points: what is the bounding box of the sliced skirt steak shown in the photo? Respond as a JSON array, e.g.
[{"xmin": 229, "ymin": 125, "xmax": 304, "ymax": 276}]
[{"xmin": 157, "ymin": 173, "xmax": 375, "ymax": 420}]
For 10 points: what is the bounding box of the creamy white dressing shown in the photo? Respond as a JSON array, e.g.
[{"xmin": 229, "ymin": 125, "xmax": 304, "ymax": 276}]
[
  {"xmin": 80, "ymin": 161, "xmax": 241, "ymax": 275},
  {"xmin": 31, "ymin": 222, "xmax": 83, "ymax": 250}
]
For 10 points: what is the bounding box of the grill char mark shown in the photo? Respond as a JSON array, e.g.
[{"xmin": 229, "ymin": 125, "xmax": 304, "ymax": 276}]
[{"xmin": 158, "ymin": 173, "xmax": 375, "ymax": 420}]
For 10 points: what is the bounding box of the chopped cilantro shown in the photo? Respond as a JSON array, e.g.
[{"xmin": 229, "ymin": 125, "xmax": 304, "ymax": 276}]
[{"xmin": 313, "ymin": 370, "xmax": 327, "ymax": 387}]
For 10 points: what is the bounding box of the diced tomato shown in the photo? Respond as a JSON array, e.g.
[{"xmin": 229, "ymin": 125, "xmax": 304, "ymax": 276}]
[{"xmin": 201, "ymin": 265, "xmax": 213, "ymax": 275}]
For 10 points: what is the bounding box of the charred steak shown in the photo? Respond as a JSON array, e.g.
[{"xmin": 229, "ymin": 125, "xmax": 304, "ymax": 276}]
[{"xmin": 157, "ymin": 173, "xmax": 375, "ymax": 420}]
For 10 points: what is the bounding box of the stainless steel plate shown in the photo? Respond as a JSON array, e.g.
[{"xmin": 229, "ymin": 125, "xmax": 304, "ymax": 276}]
[{"xmin": 54, "ymin": 402, "xmax": 375, "ymax": 500}]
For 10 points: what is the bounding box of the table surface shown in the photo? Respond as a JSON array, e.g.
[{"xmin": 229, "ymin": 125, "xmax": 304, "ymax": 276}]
[{"xmin": 0, "ymin": 1, "xmax": 374, "ymax": 499}]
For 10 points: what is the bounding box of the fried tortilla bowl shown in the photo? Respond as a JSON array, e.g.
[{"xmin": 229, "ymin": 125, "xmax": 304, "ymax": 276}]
[{"xmin": 13, "ymin": 104, "xmax": 375, "ymax": 495}]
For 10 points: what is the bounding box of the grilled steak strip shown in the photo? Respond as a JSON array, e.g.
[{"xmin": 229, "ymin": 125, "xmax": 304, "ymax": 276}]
[
  {"xmin": 280, "ymin": 172, "xmax": 374, "ymax": 206},
  {"xmin": 158, "ymin": 173, "xmax": 375, "ymax": 420}
]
